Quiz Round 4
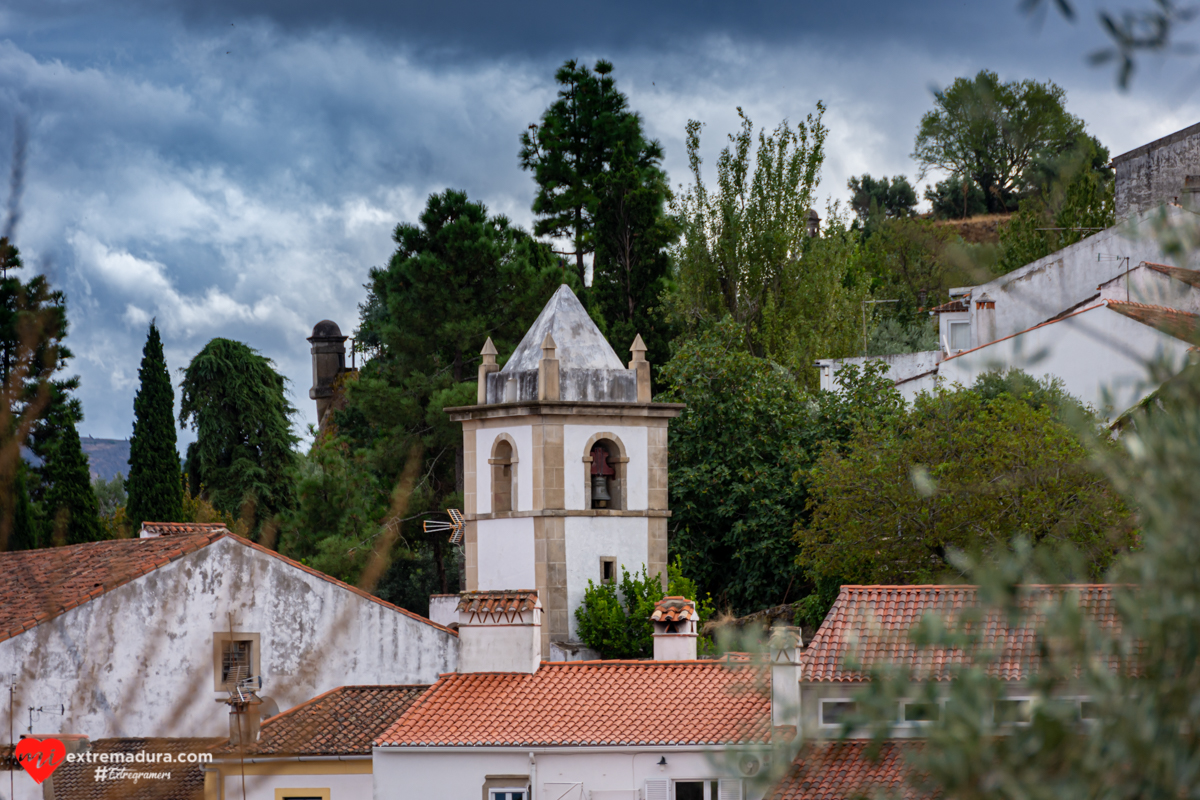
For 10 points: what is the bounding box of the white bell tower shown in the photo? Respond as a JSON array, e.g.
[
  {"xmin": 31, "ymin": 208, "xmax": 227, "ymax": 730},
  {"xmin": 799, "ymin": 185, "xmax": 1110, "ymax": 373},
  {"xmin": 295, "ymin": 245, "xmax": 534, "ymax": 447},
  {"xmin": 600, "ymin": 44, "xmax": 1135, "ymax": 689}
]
[{"xmin": 446, "ymin": 284, "xmax": 683, "ymax": 659}]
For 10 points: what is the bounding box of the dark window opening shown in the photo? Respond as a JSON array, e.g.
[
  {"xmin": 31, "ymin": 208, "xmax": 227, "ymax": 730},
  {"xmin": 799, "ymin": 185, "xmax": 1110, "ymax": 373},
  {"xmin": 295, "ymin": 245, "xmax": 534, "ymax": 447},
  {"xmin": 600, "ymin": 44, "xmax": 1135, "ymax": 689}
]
[
  {"xmin": 675, "ymin": 782, "xmax": 703, "ymax": 800},
  {"xmin": 821, "ymin": 700, "xmax": 856, "ymax": 725},
  {"xmin": 600, "ymin": 557, "xmax": 616, "ymax": 584}
]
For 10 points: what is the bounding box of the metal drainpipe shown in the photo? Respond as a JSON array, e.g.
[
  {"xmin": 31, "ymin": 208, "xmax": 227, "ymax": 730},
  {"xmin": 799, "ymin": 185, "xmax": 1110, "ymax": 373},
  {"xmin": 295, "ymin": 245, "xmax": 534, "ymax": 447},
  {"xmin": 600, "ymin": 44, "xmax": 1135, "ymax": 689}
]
[
  {"xmin": 202, "ymin": 765, "xmax": 224, "ymax": 800},
  {"xmin": 529, "ymin": 752, "xmax": 537, "ymax": 800}
]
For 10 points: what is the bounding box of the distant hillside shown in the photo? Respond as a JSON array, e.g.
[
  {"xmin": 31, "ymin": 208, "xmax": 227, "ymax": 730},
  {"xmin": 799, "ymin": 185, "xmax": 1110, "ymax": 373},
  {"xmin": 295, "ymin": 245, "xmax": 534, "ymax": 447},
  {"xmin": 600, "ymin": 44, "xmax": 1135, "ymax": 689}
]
[
  {"xmin": 80, "ymin": 437, "xmax": 131, "ymax": 482},
  {"xmin": 933, "ymin": 213, "xmax": 1013, "ymax": 245}
]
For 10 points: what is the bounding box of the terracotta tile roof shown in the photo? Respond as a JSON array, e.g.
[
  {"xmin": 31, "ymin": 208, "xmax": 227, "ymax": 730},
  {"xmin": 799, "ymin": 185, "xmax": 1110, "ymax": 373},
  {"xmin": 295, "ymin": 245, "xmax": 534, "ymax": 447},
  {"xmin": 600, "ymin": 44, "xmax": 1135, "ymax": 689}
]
[
  {"xmin": 138, "ymin": 521, "xmax": 229, "ymax": 537},
  {"xmin": 651, "ymin": 596, "xmax": 696, "ymax": 622},
  {"xmin": 377, "ymin": 660, "xmax": 772, "ymax": 747},
  {"xmin": 45, "ymin": 737, "xmax": 225, "ymax": 800},
  {"xmin": 770, "ymin": 740, "xmax": 933, "ymax": 800},
  {"xmin": 220, "ymin": 685, "xmax": 429, "ymax": 756},
  {"xmin": 0, "ymin": 531, "xmax": 228, "ymax": 645},
  {"xmin": 1106, "ymin": 300, "xmax": 1200, "ymax": 342},
  {"xmin": 0, "ymin": 532, "xmax": 455, "ymax": 645},
  {"xmin": 457, "ymin": 590, "xmax": 539, "ymax": 622},
  {"xmin": 802, "ymin": 585, "xmax": 1120, "ymax": 683},
  {"xmin": 929, "ymin": 298, "xmax": 968, "ymax": 314},
  {"xmin": 1136, "ymin": 262, "xmax": 1200, "ymax": 288}
]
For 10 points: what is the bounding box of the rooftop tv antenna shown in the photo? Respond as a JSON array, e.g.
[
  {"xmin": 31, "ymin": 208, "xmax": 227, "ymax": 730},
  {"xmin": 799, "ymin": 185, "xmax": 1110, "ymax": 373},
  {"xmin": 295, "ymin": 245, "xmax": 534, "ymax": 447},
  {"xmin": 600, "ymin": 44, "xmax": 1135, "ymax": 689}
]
[
  {"xmin": 423, "ymin": 508, "xmax": 465, "ymax": 544},
  {"xmin": 27, "ymin": 704, "xmax": 64, "ymax": 735}
]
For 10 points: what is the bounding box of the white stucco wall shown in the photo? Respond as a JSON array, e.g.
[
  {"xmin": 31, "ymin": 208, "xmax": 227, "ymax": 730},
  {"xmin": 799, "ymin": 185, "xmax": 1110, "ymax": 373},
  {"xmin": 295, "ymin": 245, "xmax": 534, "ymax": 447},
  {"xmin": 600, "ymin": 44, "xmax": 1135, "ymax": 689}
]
[
  {"xmin": 476, "ymin": 425, "xmax": 535, "ymax": 514},
  {"xmin": 816, "ymin": 352, "xmax": 940, "ymax": 393},
  {"xmin": 220, "ymin": 762, "xmax": 372, "ymax": 800},
  {"xmin": 476, "ymin": 517, "xmax": 537, "ymax": 591},
  {"xmin": 957, "ymin": 207, "xmax": 1198, "ymax": 345},
  {"xmin": 1098, "ymin": 264, "xmax": 1200, "ymax": 311},
  {"xmin": 938, "ymin": 304, "xmax": 1193, "ymax": 419},
  {"xmin": 373, "ymin": 747, "xmax": 766, "ymax": 800},
  {"xmin": 0, "ymin": 537, "xmax": 458, "ymax": 741},
  {"xmin": 563, "ymin": 424, "xmax": 649, "ymax": 511},
  {"xmin": 564, "ymin": 517, "xmax": 649, "ymax": 640}
]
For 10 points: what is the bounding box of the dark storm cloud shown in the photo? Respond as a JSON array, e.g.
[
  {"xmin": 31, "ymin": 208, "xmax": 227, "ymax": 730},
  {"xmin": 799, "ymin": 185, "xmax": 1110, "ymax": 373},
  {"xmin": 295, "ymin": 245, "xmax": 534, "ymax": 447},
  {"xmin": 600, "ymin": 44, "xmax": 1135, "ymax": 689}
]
[{"xmin": 0, "ymin": 0, "xmax": 1196, "ymax": 448}]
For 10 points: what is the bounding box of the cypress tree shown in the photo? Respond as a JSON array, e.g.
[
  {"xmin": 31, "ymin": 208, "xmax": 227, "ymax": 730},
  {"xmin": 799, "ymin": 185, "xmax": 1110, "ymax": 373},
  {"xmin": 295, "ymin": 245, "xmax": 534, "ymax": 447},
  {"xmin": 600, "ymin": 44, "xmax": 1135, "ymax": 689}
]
[
  {"xmin": 126, "ymin": 320, "xmax": 181, "ymax": 529},
  {"xmin": 41, "ymin": 420, "xmax": 104, "ymax": 545},
  {"xmin": 8, "ymin": 462, "xmax": 38, "ymax": 550}
]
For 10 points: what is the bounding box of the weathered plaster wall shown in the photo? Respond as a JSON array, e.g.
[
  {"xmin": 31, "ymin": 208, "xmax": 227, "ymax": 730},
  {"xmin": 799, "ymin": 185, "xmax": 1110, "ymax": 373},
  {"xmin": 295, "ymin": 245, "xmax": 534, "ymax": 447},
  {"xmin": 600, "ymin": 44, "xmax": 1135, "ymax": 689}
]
[
  {"xmin": 958, "ymin": 208, "xmax": 1197, "ymax": 344},
  {"xmin": 0, "ymin": 537, "xmax": 457, "ymax": 740},
  {"xmin": 563, "ymin": 424, "xmax": 649, "ymax": 511},
  {"xmin": 1114, "ymin": 122, "xmax": 1200, "ymax": 218},
  {"xmin": 938, "ymin": 304, "xmax": 1193, "ymax": 419},
  {"xmin": 373, "ymin": 748, "xmax": 766, "ymax": 800},
  {"xmin": 564, "ymin": 517, "xmax": 649, "ymax": 641},
  {"xmin": 476, "ymin": 517, "xmax": 537, "ymax": 590},
  {"xmin": 1098, "ymin": 265, "xmax": 1200, "ymax": 311},
  {"xmin": 816, "ymin": 352, "xmax": 940, "ymax": 393}
]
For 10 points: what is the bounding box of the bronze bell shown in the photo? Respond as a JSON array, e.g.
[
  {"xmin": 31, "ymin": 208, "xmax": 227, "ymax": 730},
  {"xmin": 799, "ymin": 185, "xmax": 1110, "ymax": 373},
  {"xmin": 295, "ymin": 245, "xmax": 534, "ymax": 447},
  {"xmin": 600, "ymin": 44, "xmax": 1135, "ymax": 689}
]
[{"xmin": 591, "ymin": 473, "xmax": 611, "ymax": 508}]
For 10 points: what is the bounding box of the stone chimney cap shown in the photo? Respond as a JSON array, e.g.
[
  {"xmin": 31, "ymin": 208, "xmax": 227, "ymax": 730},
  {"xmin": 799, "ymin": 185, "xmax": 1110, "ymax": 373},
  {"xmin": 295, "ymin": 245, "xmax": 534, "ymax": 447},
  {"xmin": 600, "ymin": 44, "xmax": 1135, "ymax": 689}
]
[
  {"xmin": 309, "ymin": 320, "xmax": 345, "ymax": 340},
  {"xmin": 457, "ymin": 590, "xmax": 540, "ymax": 618},
  {"xmin": 807, "ymin": 208, "xmax": 820, "ymax": 220},
  {"xmin": 651, "ymin": 596, "xmax": 698, "ymax": 622}
]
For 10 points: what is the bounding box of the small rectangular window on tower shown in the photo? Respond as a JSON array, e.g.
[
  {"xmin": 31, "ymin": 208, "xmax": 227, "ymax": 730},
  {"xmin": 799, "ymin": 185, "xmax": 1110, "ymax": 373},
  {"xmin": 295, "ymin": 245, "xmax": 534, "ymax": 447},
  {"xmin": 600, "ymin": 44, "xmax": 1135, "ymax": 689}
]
[{"xmin": 600, "ymin": 557, "xmax": 616, "ymax": 585}]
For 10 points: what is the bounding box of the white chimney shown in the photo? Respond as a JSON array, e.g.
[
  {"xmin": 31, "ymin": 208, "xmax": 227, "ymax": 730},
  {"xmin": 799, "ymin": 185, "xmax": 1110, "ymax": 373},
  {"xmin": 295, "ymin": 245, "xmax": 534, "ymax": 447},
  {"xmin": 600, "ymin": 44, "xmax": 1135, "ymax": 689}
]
[
  {"xmin": 457, "ymin": 590, "xmax": 542, "ymax": 674},
  {"xmin": 974, "ymin": 292, "xmax": 996, "ymax": 347},
  {"xmin": 651, "ymin": 597, "xmax": 699, "ymax": 661},
  {"xmin": 769, "ymin": 625, "xmax": 803, "ymax": 728}
]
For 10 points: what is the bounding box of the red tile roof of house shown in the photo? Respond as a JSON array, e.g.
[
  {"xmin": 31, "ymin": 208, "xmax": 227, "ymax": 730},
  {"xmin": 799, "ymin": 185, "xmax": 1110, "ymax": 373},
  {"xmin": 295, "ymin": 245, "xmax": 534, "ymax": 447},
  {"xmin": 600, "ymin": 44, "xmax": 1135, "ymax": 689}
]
[
  {"xmin": 929, "ymin": 298, "xmax": 968, "ymax": 314},
  {"xmin": 0, "ymin": 532, "xmax": 454, "ymax": 644},
  {"xmin": 139, "ymin": 521, "xmax": 230, "ymax": 536},
  {"xmin": 651, "ymin": 596, "xmax": 696, "ymax": 622},
  {"xmin": 1107, "ymin": 300, "xmax": 1200, "ymax": 341},
  {"xmin": 1136, "ymin": 262, "xmax": 1200, "ymax": 288},
  {"xmin": 377, "ymin": 660, "xmax": 773, "ymax": 747},
  {"xmin": 221, "ymin": 685, "xmax": 429, "ymax": 756},
  {"xmin": 43, "ymin": 737, "xmax": 226, "ymax": 800},
  {"xmin": 770, "ymin": 741, "xmax": 932, "ymax": 800},
  {"xmin": 802, "ymin": 585, "xmax": 1120, "ymax": 683}
]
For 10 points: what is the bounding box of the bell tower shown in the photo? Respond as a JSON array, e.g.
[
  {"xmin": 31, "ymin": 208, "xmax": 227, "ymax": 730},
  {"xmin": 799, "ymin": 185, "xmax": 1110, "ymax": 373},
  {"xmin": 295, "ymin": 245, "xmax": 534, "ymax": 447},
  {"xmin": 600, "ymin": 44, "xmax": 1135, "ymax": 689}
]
[{"xmin": 445, "ymin": 285, "xmax": 684, "ymax": 659}]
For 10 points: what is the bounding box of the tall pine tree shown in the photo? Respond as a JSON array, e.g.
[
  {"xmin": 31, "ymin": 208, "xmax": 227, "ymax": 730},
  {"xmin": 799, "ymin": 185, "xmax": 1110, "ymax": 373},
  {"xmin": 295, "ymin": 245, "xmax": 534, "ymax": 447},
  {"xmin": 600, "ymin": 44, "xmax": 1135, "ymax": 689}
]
[{"xmin": 126, "ymin": 320, "xmax": 181, "ymax": 530}]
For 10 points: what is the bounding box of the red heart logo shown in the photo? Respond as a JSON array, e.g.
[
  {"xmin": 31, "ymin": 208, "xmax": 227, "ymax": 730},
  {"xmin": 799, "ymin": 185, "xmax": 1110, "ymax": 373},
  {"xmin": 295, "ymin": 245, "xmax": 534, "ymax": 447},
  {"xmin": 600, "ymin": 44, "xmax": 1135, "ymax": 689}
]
[{"xmin": 15, "ymin": 737, "xmax": 66, "ymax": 784}]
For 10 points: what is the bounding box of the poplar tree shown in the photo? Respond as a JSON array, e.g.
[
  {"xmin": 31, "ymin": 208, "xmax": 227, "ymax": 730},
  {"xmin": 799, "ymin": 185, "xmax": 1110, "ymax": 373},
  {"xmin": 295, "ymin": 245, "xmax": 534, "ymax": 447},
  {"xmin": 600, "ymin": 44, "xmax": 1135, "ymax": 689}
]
[{"xmin": 126, "ymin": 320, "xmax": 181, "ymax": 530}]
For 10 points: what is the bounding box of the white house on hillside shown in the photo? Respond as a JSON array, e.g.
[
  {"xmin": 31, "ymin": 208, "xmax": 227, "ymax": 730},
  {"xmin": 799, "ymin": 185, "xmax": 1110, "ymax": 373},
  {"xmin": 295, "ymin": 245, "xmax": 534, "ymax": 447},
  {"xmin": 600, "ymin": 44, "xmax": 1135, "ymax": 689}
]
[{"xmin": 817, "ymin": 121, "xmax": 1200, "ymax": 419}]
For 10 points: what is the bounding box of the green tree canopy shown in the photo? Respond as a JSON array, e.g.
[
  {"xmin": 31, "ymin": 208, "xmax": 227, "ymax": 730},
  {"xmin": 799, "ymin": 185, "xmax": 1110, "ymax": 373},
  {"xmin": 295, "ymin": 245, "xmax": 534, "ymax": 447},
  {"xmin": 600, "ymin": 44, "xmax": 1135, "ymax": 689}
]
[
  {"xmin": 796, "ymin": 372, "xmax": 1133, "ymax": 588},
  {"xmin": 669, "ymin": 106, "xmax": 869, "ymax": 382},
  {"xmin": 913, "ymin": 70, "xmax": 1088, "ymax": 213},
  {"xmin": 657, "ymin": 318, "xmax": 903, "ymax": 614},
  {"xmin": 125, "ymin": 320, "xmax": 182, "ymax": 530},
  {"xmin": 179, "ymin": 338, "xmax": 297, "ymax": 537},
  {"xmin": 284, "ymin": 189, "xmax": 568, "ymax": 597},
  {"xmin": 998, "ymin": 133, "xmax": 1115, "ymax": 273},
  {"xmin": 847, "ymin": 174, "xmax": 918, "ymax": 232},
  {"xmin": 40, "ymin": 417, "xmax": 104, "ymax": 546},
  {"xmin": 519, "ymin": 59, "xmax": 660, "ymax": 288}
]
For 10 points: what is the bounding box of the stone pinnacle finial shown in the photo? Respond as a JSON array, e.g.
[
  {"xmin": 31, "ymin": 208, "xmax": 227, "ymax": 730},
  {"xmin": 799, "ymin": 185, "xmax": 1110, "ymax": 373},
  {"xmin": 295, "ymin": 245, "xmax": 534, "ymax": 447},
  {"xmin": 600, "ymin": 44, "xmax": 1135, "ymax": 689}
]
[
  {"xmin": 538, "ymin": 333, "xmax": 560, "ymax": 401},
  {"xmin": 541, "ymin": 332, "xmax": 557, "ymax": 355},
  {"xmin": 480, "ymin": 337, "xmax": 498, "ymax": 365},
  {"xmin": 630, "ymin": 334, "xmax": 647, "ymax": 363},
  {"xmin": 477, "ymin": 337, "xmax": 501, "ymax": 404}
]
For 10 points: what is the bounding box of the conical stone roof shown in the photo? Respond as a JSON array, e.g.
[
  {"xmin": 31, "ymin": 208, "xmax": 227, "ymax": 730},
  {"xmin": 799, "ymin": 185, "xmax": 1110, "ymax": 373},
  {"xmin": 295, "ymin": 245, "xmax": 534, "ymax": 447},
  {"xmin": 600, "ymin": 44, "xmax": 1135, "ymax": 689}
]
[
  {"xmin": 485, "ymin": 284, "xmax": 636, "ymax": 404},
  {"xmin": 501, "ymin": 284, "xmax": 625, "ymax": 373}
]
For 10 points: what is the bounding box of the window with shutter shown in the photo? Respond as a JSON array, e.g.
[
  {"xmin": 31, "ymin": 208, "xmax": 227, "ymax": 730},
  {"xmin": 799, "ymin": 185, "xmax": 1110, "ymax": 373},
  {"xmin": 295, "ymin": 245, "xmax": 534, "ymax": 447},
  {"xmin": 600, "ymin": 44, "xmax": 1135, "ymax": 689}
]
[
  {"xmin": 643, "ymin": 780, "xmax": 669, "ymax": 800},
  {"xmin": 717, "ymin": 779, "xmax": 743, "ymax": 800}
]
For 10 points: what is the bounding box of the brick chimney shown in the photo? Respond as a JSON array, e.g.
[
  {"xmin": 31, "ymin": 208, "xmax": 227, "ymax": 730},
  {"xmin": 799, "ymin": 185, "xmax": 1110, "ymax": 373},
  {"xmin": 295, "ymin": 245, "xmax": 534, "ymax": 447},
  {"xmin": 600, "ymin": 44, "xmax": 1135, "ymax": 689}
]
[
  {"xmin": 457, "ymin": 590, "xmax": 542, "ymax": 674},
  {"xmin": 650, "ymin": 597, "xmax": 699, "ymax": 661}
]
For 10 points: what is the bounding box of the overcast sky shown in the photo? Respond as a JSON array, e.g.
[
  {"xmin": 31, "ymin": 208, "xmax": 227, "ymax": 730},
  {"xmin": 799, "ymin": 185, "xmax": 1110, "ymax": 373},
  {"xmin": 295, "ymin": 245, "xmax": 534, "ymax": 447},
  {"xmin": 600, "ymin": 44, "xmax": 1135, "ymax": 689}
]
[{"xmin": 1, "ymin": 0, "xmax": 1198, "ymax": 450}]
